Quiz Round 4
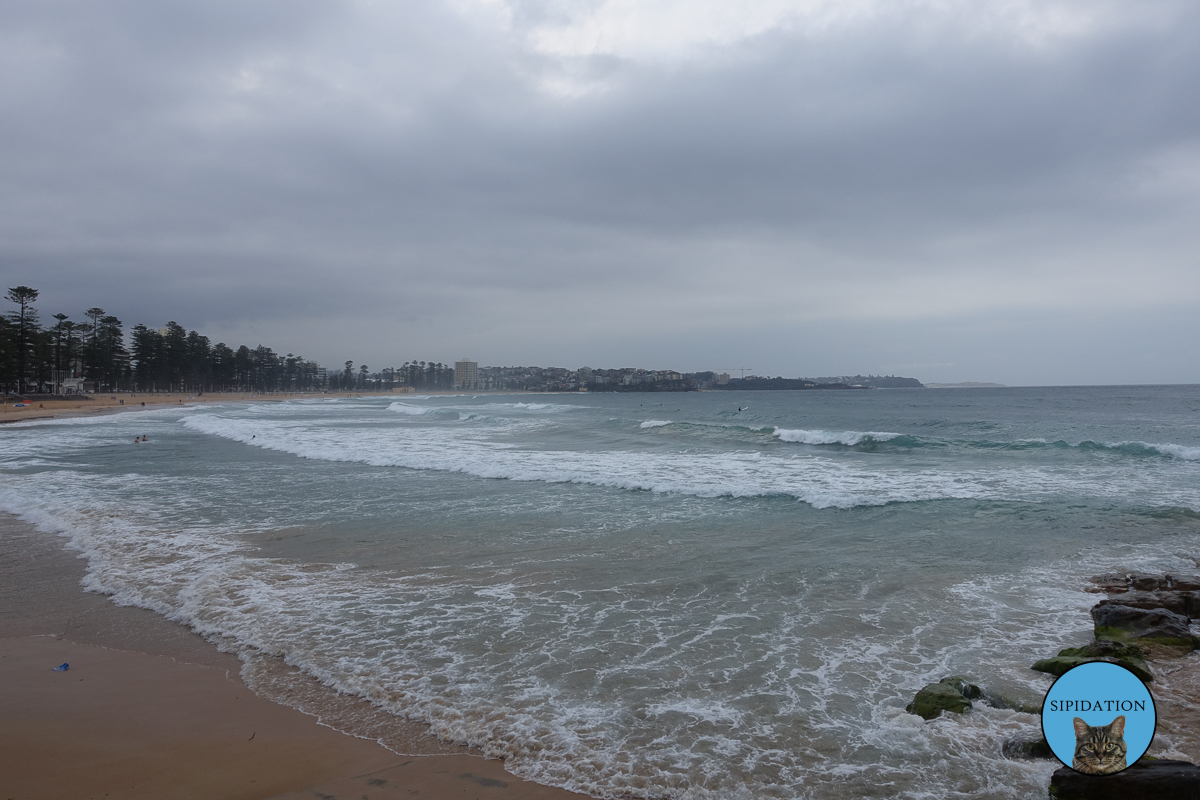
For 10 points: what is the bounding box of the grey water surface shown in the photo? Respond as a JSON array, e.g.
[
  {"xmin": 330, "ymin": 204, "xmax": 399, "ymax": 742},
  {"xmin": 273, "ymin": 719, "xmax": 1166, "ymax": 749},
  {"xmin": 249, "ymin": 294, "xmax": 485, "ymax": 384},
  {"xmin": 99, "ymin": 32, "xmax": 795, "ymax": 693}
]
[{"xmin": 3, "ymin": 386, "xmax": 1200, "ymax": 799}]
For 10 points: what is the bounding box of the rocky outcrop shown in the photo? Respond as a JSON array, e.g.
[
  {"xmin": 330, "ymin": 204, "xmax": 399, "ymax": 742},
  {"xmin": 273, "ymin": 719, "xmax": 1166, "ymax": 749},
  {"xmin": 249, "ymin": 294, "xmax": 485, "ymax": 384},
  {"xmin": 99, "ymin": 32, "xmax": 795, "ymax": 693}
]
[
  {"xmin": 1049, "ymin": 759, "xmax": 1200, "ymax": 799},
  {"xmin": 906, "ymin": 677, "xmax": 976, "ymax": 720},
  {"xmin": 1032, "ymin": 640, "xmax": 1153, "ymax": 682},
  {"xmin": 1088, "ymin": 573, "xmax": 1200, "ymax": 595},
  {"xmin": 1087, "ymin": 573, "xmax": 1200, "ymax": 620},
  {"xmin": 906, "ymin": 675, "xmax": 1038, "ymax": 720},
  {"xmin": 1008, "ymin": 570, "xmax": 1200, "ymax": 799},
  {"xmin": 1091, "ymin": 604, "xmax": 1198, "ymax": 650},
  {"xmin": 1093, "ymin": 590, "xmax": 1200, "ymax": 619}
]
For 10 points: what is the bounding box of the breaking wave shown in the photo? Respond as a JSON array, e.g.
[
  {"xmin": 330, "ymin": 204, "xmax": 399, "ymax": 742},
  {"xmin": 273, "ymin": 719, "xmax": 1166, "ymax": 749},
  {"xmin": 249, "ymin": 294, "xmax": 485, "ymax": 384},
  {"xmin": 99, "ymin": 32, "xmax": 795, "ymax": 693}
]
[
  {"xmin": 387, "ymin": 402, "xmax": 431, "ymax": 415},
  {"xmin": 975, "ymin": 438, "xmax": 1200, "ymax": 460},
  {"xmin": 1096, "ymin": 441, "xmax": 1200, "ymax": 461},
  {"xmin": 772, "ymin": 428, "xmax": 901, "ymax": 446},
  {"xmin": 178, "ymin": 413, "xmax": 1200, "ymax": 511}
]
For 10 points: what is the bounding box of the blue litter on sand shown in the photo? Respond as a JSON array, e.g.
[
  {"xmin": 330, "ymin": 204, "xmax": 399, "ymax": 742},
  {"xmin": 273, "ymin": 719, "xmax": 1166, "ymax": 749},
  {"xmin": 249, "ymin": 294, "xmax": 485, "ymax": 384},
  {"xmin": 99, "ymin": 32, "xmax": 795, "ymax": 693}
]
[{"xmin": 53, "ymin": 663, "xmax": 69, "ymax": 671}]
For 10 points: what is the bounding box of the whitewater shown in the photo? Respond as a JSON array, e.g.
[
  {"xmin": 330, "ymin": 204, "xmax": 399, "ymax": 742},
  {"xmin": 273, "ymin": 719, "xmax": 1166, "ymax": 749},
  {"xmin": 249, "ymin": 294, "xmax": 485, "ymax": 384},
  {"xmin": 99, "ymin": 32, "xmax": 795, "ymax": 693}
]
[{"xmin": 3, "ymin": 385, "xmax": 1200, "ymax": 799}]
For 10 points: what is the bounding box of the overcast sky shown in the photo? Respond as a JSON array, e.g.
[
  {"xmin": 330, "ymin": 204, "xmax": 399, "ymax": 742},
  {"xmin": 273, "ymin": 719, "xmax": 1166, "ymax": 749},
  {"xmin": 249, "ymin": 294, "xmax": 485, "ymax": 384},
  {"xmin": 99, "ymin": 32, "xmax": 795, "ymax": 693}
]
[{"xmin": 3, "ymin": 0, "xmax": 1198, "ymax": 385}]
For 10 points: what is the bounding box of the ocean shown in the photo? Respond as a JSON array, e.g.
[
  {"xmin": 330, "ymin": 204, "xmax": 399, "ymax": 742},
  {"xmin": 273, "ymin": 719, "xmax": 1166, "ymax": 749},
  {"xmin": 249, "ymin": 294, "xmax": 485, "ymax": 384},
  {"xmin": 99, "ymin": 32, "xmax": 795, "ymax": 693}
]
[{"xmin": 3, "ymin": 385, "xmax": 1200, "ymax": 799}]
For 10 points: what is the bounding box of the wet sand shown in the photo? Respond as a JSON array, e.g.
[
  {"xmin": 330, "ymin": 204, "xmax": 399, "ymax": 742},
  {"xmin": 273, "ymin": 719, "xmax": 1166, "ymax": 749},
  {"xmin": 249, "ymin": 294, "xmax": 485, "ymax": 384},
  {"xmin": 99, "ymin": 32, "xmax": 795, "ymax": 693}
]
[
  {"xmin": 0, "ymin": 391, "xmax": 379, "ymax": 424},
  {"xmin": 0, "ymin": 513, "xmax": 586, "ymax": 800},
  {"xmin": 1, "ymin": 388, "xmax": 531, "ymax": 425}
]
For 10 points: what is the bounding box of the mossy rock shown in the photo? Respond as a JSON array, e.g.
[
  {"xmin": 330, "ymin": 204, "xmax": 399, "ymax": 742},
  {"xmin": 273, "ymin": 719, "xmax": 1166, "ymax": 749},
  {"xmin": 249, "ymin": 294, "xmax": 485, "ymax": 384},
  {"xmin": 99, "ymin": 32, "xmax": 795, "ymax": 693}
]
[
  {"xmin": 939, "ymin": 675, "xmax": 984, "ymax": 699},
  {"xmin": 1093, "ymin": 626, "xmax": 1197, "ymax": 650},
  {"xmin": 1091, "ymin": 605, "xmax": 1199, "ymax": 651},
  {"xmin": 1033, "ymin": 656, "xmax": 1153, "ymax": 683},
  {"xmin": 906, "ymin": 678, "xmax": 975, "ymax": 720},
  {"xmin": 1059, "ymin": 640, "xmax": 1146, "ymax": 660},
  {"xmin": 1033, "ymin": 639, "xmax": 1154, "ymax": 682}
]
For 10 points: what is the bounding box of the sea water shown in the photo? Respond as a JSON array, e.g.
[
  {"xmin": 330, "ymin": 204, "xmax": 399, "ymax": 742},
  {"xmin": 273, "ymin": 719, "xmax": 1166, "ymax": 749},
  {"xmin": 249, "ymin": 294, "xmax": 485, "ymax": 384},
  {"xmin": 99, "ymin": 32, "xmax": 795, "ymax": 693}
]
[{"xmin": 3, "ymin": 386, "xmax": 1200, "ymax": 798}]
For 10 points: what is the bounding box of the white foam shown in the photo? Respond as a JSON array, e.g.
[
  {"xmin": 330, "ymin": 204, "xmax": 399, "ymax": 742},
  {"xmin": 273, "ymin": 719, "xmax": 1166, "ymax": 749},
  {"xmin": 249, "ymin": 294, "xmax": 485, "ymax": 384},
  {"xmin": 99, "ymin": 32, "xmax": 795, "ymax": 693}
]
[
  {"xmin": 0, "ymin": 486, "xmax": 1185, "ymax": 800},
  {"xmin": 473, "ymin": 401, "xmax": 578, "ymax": 412},
  {"xmin": 1013, "ymin": 438, "xmax": 1200, "ymax": 461},
  {"xmin": 177, "ymin": 413, "xmax": 1200, "ymax": 511},
  {"xmin": 645, "ymin": 698, "xmax": 745, "ymax": 725},
  {"xmin": 1, "ymin": 405, "xmax": 186, "ymax": 428},
  {"xmin": 386, "ymin": 402, "xmax": 431, "ymax": 415},
  {"xmin": 772, "ymin": 427, "xmax": 900, "ymax": 446},
  {"xmin": 639, "ymin": 420, "xmax": 672, "ymax": 429},
  {"xmin": 387, "ymin": 400, "xmax": 579, "ymax": 418},
  {"xmin": 1118, "ymin": 441, "xmax": 1200, "ymax": 461}
]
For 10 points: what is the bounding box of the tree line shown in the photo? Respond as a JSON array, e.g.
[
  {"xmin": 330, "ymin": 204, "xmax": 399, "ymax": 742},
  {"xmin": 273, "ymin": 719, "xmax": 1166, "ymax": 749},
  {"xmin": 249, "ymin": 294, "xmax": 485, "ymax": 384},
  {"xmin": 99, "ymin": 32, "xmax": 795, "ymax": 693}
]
[{"xmin": 2, "ymin": 286, "xmax": 454, "ymax": 395}]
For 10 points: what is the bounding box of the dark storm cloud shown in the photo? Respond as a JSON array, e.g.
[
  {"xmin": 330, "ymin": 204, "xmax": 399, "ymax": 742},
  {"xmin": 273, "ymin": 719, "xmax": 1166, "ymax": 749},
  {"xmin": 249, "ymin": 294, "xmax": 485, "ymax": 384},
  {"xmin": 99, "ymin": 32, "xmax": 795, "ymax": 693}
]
[{"xmin": 3, "ymin": 0, "xmax": 1199, "ymax": 382}]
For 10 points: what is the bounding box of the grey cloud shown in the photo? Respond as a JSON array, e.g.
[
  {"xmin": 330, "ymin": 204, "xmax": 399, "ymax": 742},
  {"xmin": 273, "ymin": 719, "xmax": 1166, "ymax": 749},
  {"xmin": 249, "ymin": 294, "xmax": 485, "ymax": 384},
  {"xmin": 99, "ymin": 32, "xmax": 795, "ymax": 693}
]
[{"xmin": 3, "ymin": 1, "xmax": 1199, "ymax": 382}]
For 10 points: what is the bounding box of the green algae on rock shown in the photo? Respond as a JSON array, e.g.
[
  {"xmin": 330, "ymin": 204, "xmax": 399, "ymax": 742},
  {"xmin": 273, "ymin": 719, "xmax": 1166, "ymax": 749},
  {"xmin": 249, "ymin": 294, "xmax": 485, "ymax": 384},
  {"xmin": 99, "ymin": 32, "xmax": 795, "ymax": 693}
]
[{"xmin": 1032, "ymin": 640, "xmax": 1154, "ymax": 682}]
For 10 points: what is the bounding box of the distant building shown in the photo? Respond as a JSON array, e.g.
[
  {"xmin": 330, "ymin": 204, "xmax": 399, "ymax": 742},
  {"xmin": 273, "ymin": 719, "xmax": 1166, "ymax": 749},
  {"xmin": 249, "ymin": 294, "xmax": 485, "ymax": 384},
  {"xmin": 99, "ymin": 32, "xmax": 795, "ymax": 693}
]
[{"xmin": 454, "ymin": 359, "xmax": 479, "ymax": 390}]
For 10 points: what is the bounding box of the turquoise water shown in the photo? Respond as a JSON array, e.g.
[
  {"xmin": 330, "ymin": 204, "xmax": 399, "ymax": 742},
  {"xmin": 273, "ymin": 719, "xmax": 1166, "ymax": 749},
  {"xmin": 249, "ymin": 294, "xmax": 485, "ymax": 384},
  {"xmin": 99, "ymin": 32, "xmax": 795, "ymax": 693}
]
[{"xmin": 3, "ymin": 386, "xmax": 1200, "ymax": 798}]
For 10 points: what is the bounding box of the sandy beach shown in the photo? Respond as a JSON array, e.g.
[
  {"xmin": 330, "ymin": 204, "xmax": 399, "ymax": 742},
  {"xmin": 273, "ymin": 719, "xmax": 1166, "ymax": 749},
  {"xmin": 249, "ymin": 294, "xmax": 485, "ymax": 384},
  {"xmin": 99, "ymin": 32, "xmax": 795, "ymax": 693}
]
[
  {"xmin": 0, "ymin": 391, "xmax": 384, "ymax": 425},
  {"xmin": 0, "ymin": 511, "xmax": 587, "ymax": 800}
]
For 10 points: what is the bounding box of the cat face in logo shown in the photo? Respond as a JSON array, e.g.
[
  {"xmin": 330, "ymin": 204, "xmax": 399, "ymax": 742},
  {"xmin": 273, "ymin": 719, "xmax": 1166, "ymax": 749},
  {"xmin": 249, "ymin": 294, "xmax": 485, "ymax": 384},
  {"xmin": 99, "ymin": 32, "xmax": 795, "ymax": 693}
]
[{"xmin": 1072, "ymin": 715, "xmax": 1127, "ymax": 775}]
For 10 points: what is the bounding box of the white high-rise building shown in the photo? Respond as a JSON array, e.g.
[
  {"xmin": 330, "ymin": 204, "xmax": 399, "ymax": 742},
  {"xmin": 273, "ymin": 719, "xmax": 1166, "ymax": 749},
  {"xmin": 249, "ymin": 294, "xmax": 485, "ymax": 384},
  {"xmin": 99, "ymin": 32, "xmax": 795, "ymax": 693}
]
[{"xmin": 455, "ymin": 359, "xmax": 478, "ymax": 390}]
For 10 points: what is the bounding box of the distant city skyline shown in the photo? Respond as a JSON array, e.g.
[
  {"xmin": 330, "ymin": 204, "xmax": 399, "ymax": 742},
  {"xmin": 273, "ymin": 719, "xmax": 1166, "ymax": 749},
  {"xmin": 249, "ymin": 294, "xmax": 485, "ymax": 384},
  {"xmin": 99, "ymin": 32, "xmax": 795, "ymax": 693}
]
[
  {"xmin": 3, "ymin": 2, "xmax": 1199, "ymax": 386},
  {"xmin": 3, "ymin": 285, "xmax": 1191, "ymax": 391}
]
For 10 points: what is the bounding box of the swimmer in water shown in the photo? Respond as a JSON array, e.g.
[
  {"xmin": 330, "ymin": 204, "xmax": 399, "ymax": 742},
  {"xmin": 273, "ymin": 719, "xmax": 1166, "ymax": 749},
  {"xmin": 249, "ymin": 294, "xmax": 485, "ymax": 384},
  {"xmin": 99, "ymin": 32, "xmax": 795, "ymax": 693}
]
[{"xmin": 141, "ymin": 435, "xmax": 147, "ymax": 442}]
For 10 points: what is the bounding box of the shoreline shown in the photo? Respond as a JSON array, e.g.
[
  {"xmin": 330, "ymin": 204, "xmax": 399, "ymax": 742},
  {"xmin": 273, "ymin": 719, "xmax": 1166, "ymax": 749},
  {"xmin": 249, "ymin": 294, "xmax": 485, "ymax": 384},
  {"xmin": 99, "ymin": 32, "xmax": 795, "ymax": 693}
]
[
  {"xmin": 0, "ymin": 390, "xmax": 386, "ymax": 424},
  {"xmin": 0, "ymin": 388, "xmax": 542, "ymax": 425},
  {"xmin": 8, "ymin": 390, "xmax": 1200, "ymax": 797},
  {"xmin": 0, "ymin": 512, "xmax": 588, "ymax": 800}
]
